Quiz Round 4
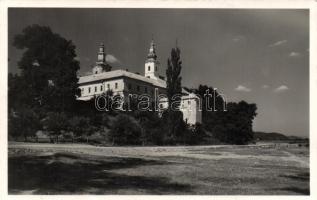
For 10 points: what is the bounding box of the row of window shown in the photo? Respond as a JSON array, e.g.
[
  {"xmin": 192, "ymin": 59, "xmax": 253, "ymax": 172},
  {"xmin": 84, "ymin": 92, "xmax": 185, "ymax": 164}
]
[
  {"xmin": 127, "ymin": 83, "xmax": 151, "ymax": 93},
  {"xmin": 81, "ymin": 82, "xmax": 118, "ymax": 94},
  {"xmin": 81, "ymin": 82, "xmax": 156, "ymax": 95}
]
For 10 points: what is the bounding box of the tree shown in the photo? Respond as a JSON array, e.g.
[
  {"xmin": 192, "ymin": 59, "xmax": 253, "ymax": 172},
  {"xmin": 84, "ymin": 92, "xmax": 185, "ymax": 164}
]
[
  {"xmin": 68, "ymin": 116, "xmax": 94, "ymax": 143},
  {"xmin": 109, "ymin": 114, "xmax": 142, "ymax": 145},
  {"xmin": 165, "ymin": 46, "xmax": 185, "ymax": 142},
  {"xmin": 209, "ymin": 101, "xmax": 257, "ymax": 145},
  {"xmin": 13, "ymin": 24, "xmax": 80, "ymax": 112},
  {"xmin": 8, "ymin": 108, "xmax": 41, "ymax": 141},
  {"xmin": 8, "ymin": 73, "xmax": 31, "ymax": 110},
  {"xmin": 166, "ymin": 47, "xmax": 182, "ymax": 110},
  {"xmin": 43, "ymin": 112, "xmax": 68, "ymax": 143}
]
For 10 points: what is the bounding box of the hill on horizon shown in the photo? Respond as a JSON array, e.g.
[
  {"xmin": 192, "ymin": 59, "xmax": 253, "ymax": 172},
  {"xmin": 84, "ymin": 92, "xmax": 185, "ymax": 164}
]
[{"xmin": 254, "ymin": 131, "xmax": 308, "ymax": 141}]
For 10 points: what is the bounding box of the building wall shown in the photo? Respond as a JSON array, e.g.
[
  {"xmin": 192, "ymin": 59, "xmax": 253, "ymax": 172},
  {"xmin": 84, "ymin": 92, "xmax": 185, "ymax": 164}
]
[
  {"xmin": 78, "ymin": 75, "xmax": 201, "ymax": 125},
  {"xmin": 158, "ymin": 95, "xmax": 202, "ymax": 125},
  {"xmin": 180, "ymin": 97, "xmax": 202, "ymax": 125},
  {"xmin": 79, "ymin": 78, "xmax": 125, "ymax": 99}
]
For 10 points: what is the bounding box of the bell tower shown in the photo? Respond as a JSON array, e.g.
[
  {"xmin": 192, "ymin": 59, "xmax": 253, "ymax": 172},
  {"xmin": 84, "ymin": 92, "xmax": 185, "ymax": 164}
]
[
  {"xmin": 145, "ymin": 39, "xmax": 159, "ymax": 80},
  {"xmin": 92, "ymin": 43, "xmax": 112, "ymax": 74}
]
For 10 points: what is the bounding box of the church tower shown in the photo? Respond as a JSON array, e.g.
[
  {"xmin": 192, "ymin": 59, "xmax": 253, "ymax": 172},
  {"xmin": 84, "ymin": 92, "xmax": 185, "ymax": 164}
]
[
  {"xmin": 92, "ymin": 43, "xmax": 112, "ymax": 74},
  {"xmin": 145, "ymin": 39, "xmax": 160, "ymax": 80}
]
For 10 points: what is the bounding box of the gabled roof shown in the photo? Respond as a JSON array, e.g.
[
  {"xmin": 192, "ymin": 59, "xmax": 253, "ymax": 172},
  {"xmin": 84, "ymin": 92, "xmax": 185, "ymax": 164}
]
[{"xmin": 78, "ymin": 69, "xmax": 166, "ymax": 88}]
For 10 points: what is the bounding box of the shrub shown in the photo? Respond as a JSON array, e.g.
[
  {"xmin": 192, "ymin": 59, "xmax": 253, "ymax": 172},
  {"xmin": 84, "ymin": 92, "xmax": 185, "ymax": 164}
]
[
  {"xmin": 43, "ymin": 112, "xmax": 68, "ymax": 143},
  {"xmin": 8, "ymin": 108, "xmax": 41, "ymax": 141},
  {"xmin": 109, "ymin": 114, "xmax": 142, "ymax": 145}
]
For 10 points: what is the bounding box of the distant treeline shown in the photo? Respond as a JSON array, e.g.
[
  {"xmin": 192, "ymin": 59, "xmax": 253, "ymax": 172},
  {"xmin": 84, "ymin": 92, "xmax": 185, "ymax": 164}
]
[{"xmin": 254, "ymin": 131, "xmax": 308, "ymax": 141}]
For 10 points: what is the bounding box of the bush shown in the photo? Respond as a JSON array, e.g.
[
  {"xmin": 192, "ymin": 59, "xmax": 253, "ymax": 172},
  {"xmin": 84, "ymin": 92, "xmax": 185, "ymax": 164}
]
[
  {"xmin": 183, "ymin": 123, "xmax": 207, "ymax": 145},
  {"xmin": 43, "ymin": 112, "xmax": 68, "ymax": 143},
  {"xmin": 109, "ymin": 114, "xmax": 142, "ymax": 145},
  {"xmin": 8, "ymin": 108, "xmax": 41, "ymax": 141}
]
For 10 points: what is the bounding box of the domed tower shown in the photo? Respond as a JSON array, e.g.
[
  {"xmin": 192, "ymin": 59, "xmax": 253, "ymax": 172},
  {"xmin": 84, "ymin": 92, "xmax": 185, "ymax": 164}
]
[
  {"xmin": 92, "ymin": 43, "xmax": 112, "ymax": 74},
  {"xmin": 145, "ymin": 39, "xmax": 160, "ymax": 80}
]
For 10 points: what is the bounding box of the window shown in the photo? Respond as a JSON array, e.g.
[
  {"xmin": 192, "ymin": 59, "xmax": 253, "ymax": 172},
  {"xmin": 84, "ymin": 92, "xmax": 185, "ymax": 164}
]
[
  {"xmin": 145, "ymin": 87, "xmax": 147, "ymax": 93},
  {"xmin": 100, "ymin": 85, "xmax": 103, "ymax": 91},
  {"xmin": 148, "ymin": 66, "xmax": 150, "ymax": 71},
  {"xmin": 107, "ymin": 84, "xmax": 110, "ymax": 89},
  {"xmin": 95, "ymin": 86, "xmax": 97, "ymax": 92},
  {"xmin": 115, "ymin": 82, "xmax": 118, "ymax": 89},
  {"xmin": 88, "ymin": 87, "xmax": 91, "ymax": 93},
  {"xmin": 137, "ymin": 85, "xmax": 140, "ymax": 92},
  {"xmin": 188, "ymin": 100, "xmax": 191, "ymax": 105},
  {"xmin": 128, "ymin": 84, "xmax": 132, "ymax": 90}
]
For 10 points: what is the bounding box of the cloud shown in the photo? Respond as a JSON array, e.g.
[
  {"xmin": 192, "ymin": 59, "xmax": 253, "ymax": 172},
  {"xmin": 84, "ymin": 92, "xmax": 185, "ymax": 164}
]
[
  {"xmin": 106, "ymin": 54, "xmax": 121, "ymax": 64},
  {"xmin": 268, "ymin": 40, "xmax": 287, "ymax": 47},
  {"xmin": 289, "ymin": 51, "xmax": 301, "ymax": 57},
  {"xmin": 262, "ymin": 85, "xmax": 269, "ymax": 89},
  {"xmin": 232, "ymin": 35, "xmax": 245, "ymax": 42},
  {"xmin": 274, "ymin": 85, "xmax": 289, "ymax": 93},
  {"xmin": 235, "ymin": 85, "xmax": 251, "ymax": 92}
]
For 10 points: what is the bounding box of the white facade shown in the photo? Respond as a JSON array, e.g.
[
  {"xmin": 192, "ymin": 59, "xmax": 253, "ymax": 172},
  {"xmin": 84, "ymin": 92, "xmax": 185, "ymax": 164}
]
[
  {"xmin": 144, "ymin": 40, "xmax": 160, "ymax": 80},
  {"xmin": 77, "ymin": 41, "xmax": 202, "ymax": 125}
]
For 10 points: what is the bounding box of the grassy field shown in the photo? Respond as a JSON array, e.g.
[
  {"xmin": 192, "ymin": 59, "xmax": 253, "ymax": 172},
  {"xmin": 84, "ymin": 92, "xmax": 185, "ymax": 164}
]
[{"xmin": 8, "ymin": 142, "xmax": 309, "ymax": 195}]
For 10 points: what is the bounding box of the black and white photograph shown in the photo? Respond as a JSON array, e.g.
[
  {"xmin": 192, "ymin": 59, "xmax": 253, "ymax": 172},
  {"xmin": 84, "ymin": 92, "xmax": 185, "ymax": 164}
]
[{"xmin": 2, "ymin": 0, "xmax": 316, "ymax": 198}]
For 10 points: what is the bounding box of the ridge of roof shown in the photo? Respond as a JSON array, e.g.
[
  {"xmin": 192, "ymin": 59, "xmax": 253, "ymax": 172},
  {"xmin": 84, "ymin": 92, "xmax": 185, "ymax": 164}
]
[{"xmin": 78, "ymin": 69, "xmax": 166, "ymax": 88}]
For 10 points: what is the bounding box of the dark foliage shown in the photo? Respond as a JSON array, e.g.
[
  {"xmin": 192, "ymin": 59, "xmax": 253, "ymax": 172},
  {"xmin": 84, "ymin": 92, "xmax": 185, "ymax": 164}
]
[
  {"xmin": 165, "ymin": 47, "xmax": 185, "ymax": 142},
  {"xmin": 12, "ymin": 24, "xmax": 80, "ymax": 112},
  {"xmin": 108, "ymin": 114, "xmax": 142, "ymax": 145},
  {"xmin": 8, "ymin": 108, "xmax": 41, "ymax": 141}
]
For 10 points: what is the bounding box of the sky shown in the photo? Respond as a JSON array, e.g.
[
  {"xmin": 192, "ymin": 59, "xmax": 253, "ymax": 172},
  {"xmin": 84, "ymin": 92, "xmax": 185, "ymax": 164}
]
[{"xmin": 8, "ymin": 8, "xmax": 309, "ymax": 137}]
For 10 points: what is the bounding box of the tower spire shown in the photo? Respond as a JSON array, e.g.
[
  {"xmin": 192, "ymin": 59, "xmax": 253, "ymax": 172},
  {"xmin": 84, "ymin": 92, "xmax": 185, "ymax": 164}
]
[
  {"xmin": 147, "ymin": 38, "xmax": 157, "ymax": 60},
  {"xmin": 93, "ymin": 42, "xmax": 112, "ymax": 74},
  {"xmin": 145, "ymin": 38, "xmax": 160, "ymax": 80},
  {"xmin": 97, "ymin": 42, "xmax": 106, "ymax": 64}
]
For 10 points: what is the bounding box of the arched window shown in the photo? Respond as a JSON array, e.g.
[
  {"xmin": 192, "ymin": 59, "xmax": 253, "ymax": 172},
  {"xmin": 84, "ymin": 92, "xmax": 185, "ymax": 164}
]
[{"xmin": 148, "ymin": 66, "xmax": 151, "ymax": 71}]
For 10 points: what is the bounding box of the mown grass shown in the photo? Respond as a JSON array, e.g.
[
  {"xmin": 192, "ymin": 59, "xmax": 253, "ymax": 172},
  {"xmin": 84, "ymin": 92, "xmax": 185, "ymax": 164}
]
[{"xmin": 8, "ymin": 143, "xmax": 309, "ymax": 195}]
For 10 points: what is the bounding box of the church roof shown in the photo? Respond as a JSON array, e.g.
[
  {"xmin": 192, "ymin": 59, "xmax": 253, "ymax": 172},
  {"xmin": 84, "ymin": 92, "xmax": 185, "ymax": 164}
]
[
  {"xmin": 146, "ymin": 39, "xmax": 157, "ymax": 61},
  {"xmin": 78, "ymin": 69, "xmax": 166, "ymax": 88}
]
